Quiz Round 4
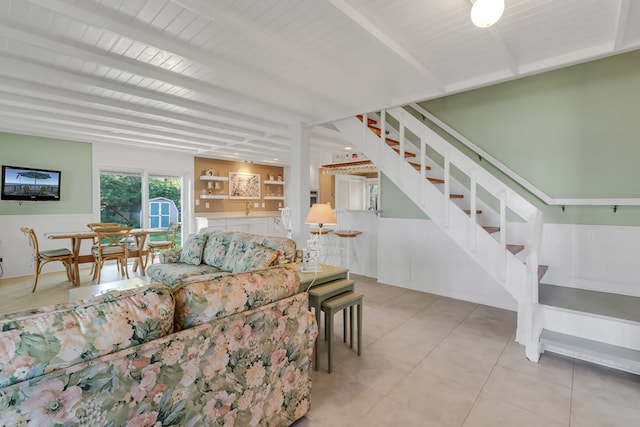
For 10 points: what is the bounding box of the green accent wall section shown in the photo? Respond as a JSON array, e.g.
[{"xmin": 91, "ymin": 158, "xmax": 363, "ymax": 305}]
[
  {"xmin": 381, "ymin": 50, "xmax": 640, "ymax": 225},
  {"xmin": 0, "ymin": 133, "xmax": 92, "ymax": 215},
  {"xmin": 380, "ymin": 173, "xmax": 427, "ymax": 219}
]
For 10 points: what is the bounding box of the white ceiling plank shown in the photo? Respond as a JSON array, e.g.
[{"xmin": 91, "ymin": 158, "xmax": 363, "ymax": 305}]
[
  {"xmin": 0, "ymin": 16, "xmax": 312, "ymax": 125},
  {"xmin": 326, "ymin": 0, "xmax": 444, "ymax": 92},
  {"xmin": 0, "ymin": 75, "xmax": 269, "ymax": 138},
  {"xmin": 0, "ymin": 0, "xmax": 635, "ymax": 164},
  {"xmin": 24, "ymin": 0, "xmax": 351, "ymax": 117}
]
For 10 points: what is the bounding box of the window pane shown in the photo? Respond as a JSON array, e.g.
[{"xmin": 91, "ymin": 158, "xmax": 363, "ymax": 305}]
[
  {"xmin": 150, "ymin": 202, "xmax": 159, "ymax": 215},
  {"xmin": 99, "ymin": 172, "xmax": 142, "ymax": 227}
]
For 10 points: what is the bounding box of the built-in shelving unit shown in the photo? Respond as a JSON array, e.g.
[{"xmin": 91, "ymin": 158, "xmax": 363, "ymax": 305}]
[
  {"xmin": 200, "ymin": 195, "xmax": 228, "ymax": 199},
  {"xmin": 200, "ymin": 176, "xmax": 229, "ymax": 181},
  {"xmin": 264, "ymin": 180, "xmax": 285, "ymax": 200},
  {"xmin": 200, "ymin": 175, "xmax": 229, "ymax": 198}
]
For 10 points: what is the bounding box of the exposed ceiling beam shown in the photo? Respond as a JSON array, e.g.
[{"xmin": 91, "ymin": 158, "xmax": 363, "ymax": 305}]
[
  {"xmin": 0, "ymin": 14, "xmax": 315, "ymax": 124},
  {"xmin": 0, "ymin": 53, "xmax": 286, "ymax": 131},
  {"xmin": 0, "ymin": 91, "xmax": 248, "ymax": 143},
  {"xmin": 0, "ymin": 75, "xmax": 269, "ymax": 138},
  {"xmin": 326, "ymin": 0, "xmax": 445, "ymax": 93},
  {"xmin": 24, "ymin": 0, "xmax": 352, "ymax": 117}
]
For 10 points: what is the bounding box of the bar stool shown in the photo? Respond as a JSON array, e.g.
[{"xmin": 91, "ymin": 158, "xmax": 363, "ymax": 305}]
[
  {"xmin": 331, "ymin": 209, "xmax": 362, "ymax": 271},
  {"xmin": 308, "ymin": 278, "xmax": 355, "ymax": 370},
  {"xmin": 321, "ymin": 291, "xmax": 363, "ymax": 373}
]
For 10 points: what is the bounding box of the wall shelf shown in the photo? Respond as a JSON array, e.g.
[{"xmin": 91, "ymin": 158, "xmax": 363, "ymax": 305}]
[
  {"xmin": 264, "ymin": 196, "xmax": 285, "ymax": 200},
  {"xmin": 200, "ymin": 176, "xmax": 228, "ymax": 181},
  {"xmin": 264, "ymin": 180, "xmax": 285, "ymax": 185},
  {"xmin": 200, "ymin": 195, "xmax": 228, "ymax": 199}
]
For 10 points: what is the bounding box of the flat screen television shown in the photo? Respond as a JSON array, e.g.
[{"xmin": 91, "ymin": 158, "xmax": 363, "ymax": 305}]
[{"xmin": 1, "ymin": 165, "xmax": 62, "ymax": 201}]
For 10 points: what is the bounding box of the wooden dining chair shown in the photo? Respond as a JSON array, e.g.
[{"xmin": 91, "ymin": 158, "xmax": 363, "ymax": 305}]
[
  {"xmin": 20, "ymin": 227, "xmax": 74, "ymax": 292},
  {"xmin": 145, "ymin": 222, "xmax": 181, "ymax": 267},
  {"xmin": 91, "ymin": 225, "xmax": 132, "ymax": 283},
  {"xmin": 87, "ymin": 222, "xmax": 121, "ymax": 277}
]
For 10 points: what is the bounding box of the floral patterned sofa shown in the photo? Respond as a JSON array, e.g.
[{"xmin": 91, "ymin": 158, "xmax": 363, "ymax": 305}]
[
  {"xmin": 146, "ymin": 228, "xmax": 297, "ymax": 289},
  {"xmin": 0, "ymin": 266, "xmax": 318, "ymax": 426}
]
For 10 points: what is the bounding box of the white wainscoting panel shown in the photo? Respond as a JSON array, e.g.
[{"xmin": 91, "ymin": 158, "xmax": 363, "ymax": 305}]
[{"xmin": 377, "ymin": 217, "xmax": 516, "ymax": 310}]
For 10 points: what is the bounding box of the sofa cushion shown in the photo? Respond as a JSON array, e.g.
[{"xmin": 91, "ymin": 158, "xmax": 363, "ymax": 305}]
[
  {"xmin": 147, "ymin": 262, "xmax": 223, "ymax": 289},
  {"xmin": 0, "ymin": 284, "xmax": 174, "ymax": 388},
  {"xmin": 201, "ymin": 230, "xmax": 230, "ymax": 268},
  {"xmin": 219, "ymin": 233, "xmax": 249, "ymax": 271},
  {"xmin": 232, "ymin": 243, "xmax": 280, "ymax": 273},
  {"xmin": 179, "ymin": 233, "xmax": 207, "ymax": 265},
  {"xmin": 172, "ymin": 266, "xmax": 299, "ymax": 331}
]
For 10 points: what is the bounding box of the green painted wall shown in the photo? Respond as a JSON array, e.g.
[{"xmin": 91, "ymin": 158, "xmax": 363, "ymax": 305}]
[
  {"xmin": 0, "ymin": 133, "xmax": 92, "ymax": 214},
  {"xmin": 382, "ymin": 50, "xmax": 640, "ymax": 225}
]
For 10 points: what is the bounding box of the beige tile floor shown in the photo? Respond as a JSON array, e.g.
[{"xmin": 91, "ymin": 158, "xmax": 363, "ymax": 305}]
[{"xmin": 2, "ymin": 266, "xmax": 639, "ymax": 426}]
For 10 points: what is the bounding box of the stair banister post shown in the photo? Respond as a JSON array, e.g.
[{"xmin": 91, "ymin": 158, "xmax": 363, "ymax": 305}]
[
  {"xmin": 470, "ymin": 168, "xmax": 477, "ymax": 253},
  {"xmin": 420, "ymin": 132, "xmax": 428, "ymax": 207},
  {"xmin": 399, "ymin": 112, "xmax": 405, "ymax": 185},
  {"xmin": 499, "ymin": 189, "xmax": 507, "ymax": 280},
  {"xmin": 443, "ymin": 147, "xmax": 451, "ymax": 229},
  {"xmin": 362, "ymin": 112, "xmax": 368, "ymax": 153},
  {"xmin": 380, "ymin": 110, "xmax": 386, "ymax": 160}
]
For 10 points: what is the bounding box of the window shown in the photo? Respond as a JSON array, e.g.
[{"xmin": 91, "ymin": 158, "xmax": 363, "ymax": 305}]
[
  {"xmin": 150, "ymin": 200, "xmax": 170, "ymax": 228},
  {"xmin": 99, "ymin": 171, "xmax": 142, "ymax": 227}
]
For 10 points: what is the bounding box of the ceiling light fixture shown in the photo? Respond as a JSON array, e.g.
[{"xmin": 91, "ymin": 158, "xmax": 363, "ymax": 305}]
[{"xmin": 471, "ymin": 0, "xmax": 504, "ymax": 28}]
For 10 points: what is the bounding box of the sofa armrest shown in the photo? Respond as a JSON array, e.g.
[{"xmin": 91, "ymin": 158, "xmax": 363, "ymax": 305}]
[{"xmin": 159, "ymin": 247, "xmax": 182, "ymax": 263}]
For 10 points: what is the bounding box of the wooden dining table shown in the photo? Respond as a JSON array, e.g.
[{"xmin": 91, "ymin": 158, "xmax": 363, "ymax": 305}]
[{"xmin": 46, "ymin": 228, "xmax": 166, "ymax": 286}]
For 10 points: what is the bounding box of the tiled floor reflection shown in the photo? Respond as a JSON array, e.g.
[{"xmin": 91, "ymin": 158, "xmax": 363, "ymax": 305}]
[
  {"xmin": 2, "ymin": 267, "xmax": 639, "ymax": 426},
  {"xmin": 299, "ymin": 275, "xmax": 640, "ymax": 427}
]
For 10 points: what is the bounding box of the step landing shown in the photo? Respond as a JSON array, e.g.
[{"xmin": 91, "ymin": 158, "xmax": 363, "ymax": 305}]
[
  {"xmin": 540, "ymin": 329, "xmax": 640, "ymax": 375},
  {"xmin": 539, "ymin": 283, "xmax": 640, "ymax": 323}
]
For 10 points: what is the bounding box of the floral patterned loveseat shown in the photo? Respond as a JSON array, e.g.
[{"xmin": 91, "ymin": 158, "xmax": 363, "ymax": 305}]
[
  {"xmin": 0, "ymin": 266, "xmax": 318, "ymax": 426},
  {"xmin": 146, "ymin": 229, "xmax": 297, "ymax": 289}
]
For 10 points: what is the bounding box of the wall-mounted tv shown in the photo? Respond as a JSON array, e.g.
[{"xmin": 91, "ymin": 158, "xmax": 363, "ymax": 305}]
[{"xmin": 1, "ymin": 165, "xmax": 62, "ymax": 201}]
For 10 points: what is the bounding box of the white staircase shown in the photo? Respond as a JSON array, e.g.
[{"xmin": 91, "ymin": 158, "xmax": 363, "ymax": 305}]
[{"xmin": 333, "ymin": 108, "xmax": 640, "ymax": 373}]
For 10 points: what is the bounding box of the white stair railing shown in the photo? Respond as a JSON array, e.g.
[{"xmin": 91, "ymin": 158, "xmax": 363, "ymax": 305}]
[{"xmin": 334, "ymin": 108, "xmax": 544, "ymax": 359}]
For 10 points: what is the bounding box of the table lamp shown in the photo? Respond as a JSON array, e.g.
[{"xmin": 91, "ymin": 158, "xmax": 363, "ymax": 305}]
[{"xmin": 303, "ymin": 204, "xmax": 337, "ymax": 272}]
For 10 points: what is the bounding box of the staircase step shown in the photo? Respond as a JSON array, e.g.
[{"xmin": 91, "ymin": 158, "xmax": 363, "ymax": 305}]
[
  {"xmin": 385, "ymin": 137, "xmax": 400, "ymax": 146},
  {"xmin": 449, "ymin": 193, "xmax": 464, "ymax": 199},
  {"xmin": 538, "ymin": 265, "xmax": 549, "ymax": 282},
  {"xmin": 539, "ymin": 283, "xmax": 640, "ymax": 323},
  {"xmin": 464, "ymin": 209, "xmax": 483, "ymax": 215},
  {"xmin": 427, "ymin": 177, "xmax": 445, "ymax": 184},
  {"xmin": 483, "ymin": 226, "xmax": 500, "ymax": 234},
  {"xmin": 507, "ymin": 244, "xmax": 525, "ymax": 255},
  {"xmin": 392, "ymin": 148, "xmax": 416, "ymax": 158},
  {"xmin": 368, "ymin": 125, "xmax": 389, "ymax": 137},
  {"xmin": 408, "ymin": 161, "xmax": 431, "ymax": 171},
  {"xmin": 540, "ymin": 329, "xmax": 640, "ymax": 375},
  {"xmin": 356, "ymin": 114, "xmax": 377, "ymax": 126}
]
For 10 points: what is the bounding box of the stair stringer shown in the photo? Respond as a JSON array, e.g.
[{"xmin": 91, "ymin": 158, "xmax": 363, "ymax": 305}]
[{"xmin": 333, "ymin": 111, "xmax": 544, "ymax": 360}]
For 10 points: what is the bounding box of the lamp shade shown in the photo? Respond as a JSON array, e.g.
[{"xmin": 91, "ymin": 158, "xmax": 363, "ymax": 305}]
[
  {"xmin": 471, "ymin": 0, "xmax": 504, "ymax": 28},
  {"xmin": 305, "ymin": 204, "xmax": 337, "ymax": 226}
]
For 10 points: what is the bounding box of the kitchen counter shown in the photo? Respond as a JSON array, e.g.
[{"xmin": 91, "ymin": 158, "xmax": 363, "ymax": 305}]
[
  {"xmin": 195, "ymin": 212, "xmax": 285, "ymax": 237},
  {"xmin": 196, "ymin": 211, "xmax": 281, "ymax": 219}
]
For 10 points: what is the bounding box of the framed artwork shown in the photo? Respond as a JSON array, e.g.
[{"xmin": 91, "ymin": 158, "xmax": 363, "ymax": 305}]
[{"xmin": 229, "ymin": 172, "xmax": 261, "ymax": 199}]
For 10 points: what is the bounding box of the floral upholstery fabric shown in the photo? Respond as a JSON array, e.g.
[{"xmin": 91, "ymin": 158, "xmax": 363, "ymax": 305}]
[
  {"xmin": 0, "ymin": 284, "xmax": 174, "ymax": 389},
  {"xmin": 233, "ymin": 243, "xmax": 280, "ymax": 273},
  {"xmin": 148, "ymin": 230, "xmax": 296, "ymax": 289},
  {"xmin": 178, "ymin": 233, "xmax": 208, "ymax": 265},
  {"xmin": 201, "ymin": 230, "xmax": 229, "ymax": 268},
  {"xmin": 0, "ymin": 292, "xmax": 317, "ymax": 427},
  {"xmin": 172, "ymin": 266, "xmax": 298, "ymax": 331},
  {"xmin": 147, "ymin": 262, "xmax": 223, "ymax": 289}
]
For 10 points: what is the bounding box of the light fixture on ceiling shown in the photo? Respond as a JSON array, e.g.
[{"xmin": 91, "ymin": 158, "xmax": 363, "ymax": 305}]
[{"xmin": 471, "ymin": 0, "xmax": 504, "ymax": 28}]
